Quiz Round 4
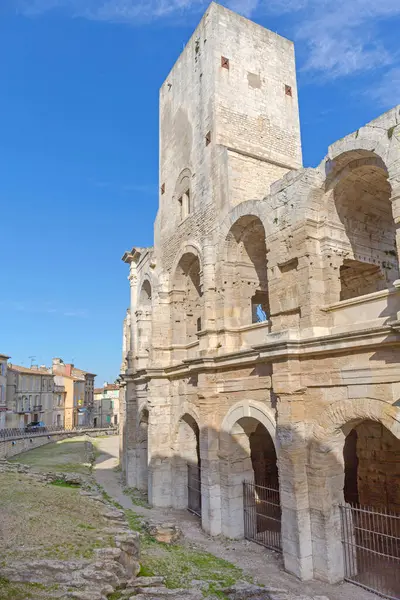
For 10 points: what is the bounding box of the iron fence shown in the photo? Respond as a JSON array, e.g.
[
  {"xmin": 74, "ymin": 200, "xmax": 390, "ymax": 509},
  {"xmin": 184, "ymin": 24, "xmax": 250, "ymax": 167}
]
[
  {"xmin": 187, "ymin": 463, "xmax": 202, "ymax": 518},
  {"xmin": 0, "ymin": 424, "xmax": 117, "ymax": 440},
  {"xmin": 340, "ymin": 503, "xmax": 400, "ymax": 600},
  {"xmin": 243, "ymin": 480, "xmax": 282, "ymax": 552}
]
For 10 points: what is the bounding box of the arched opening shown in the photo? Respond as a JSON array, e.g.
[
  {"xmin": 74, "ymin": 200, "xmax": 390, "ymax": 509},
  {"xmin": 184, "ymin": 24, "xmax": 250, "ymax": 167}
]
[
  {"xmin": 136, "ymin": 408, "xmax": 149, "ymax": 493},
  {"xmin": 137, "ymin": 281, "xmax": 152, "ymax": 360},
  {"xmin": 341, "ymin": 420, "xmax": 400, "ymax": 596},
  {"xmin": 343, "ymin": 420, "xmax": 400, "ymax": 510},
  {"xmin": 327, "ymin": 154, "xmax": 399, "ymax": 301},
  {"xmin": 173, "ymin": 413, "xmax": 201, "ymax": 515},
  {"xmin": 223, "ymin": 216, "xmax": 269, "ymax": 328},
  {"xmin": 172, "ymin": 253, "xmax": 203, "ymax": 346},
  {"xmin": 220, "ymin": 415, "xmax": 280, "ymax": 549}
]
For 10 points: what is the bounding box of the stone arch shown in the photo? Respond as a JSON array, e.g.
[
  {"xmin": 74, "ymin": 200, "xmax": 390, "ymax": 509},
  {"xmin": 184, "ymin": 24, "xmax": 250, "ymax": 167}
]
[
  {"xmin": 171, "ymin": 247, "xmax": 203, "ymax": 347},
  {"xmin": 319, "ymin": 146, "xmax": 399, "ymax": 304},
  {"xmin": 138, "ymin": 278, "xmax": 152, "ymax": 308},
  {"xmin": 217, "ymin": 200, "xmax": 270, "ymax": 260},
  {"xmin": 170, "ymin": 241, "xmax": 203, "ymax": 280},
  {"xmin": 218, "ymin": 213, "xmax": 270, "ymax": 329},
  {"xmin": 172, "ymin": 402, "xmax": 203, "ymax": 440},
  {"xmin": 172, "ymin": 411, "xmax": 201, "ymax": 512},
  {"xmin": 219, "ymin": 400, "xmax": 279, "ymax": 540},
  {"xmin": 326, "ymin": 133, "xmax": 391, "ymax": 177},
  {"xmin": 221, "ymin": 400, "xmax": 277, "ymax": 445},
  {"xmin": 173, "ymin": 167, "xmax": 193, "ymax": 221},
  {"xmin": 136, "ymin": 278, "xmax": 153, "ymax": 359},
  {"xmin": 307, "ymin": 398, "xmax": 400, "ymax": 583}
]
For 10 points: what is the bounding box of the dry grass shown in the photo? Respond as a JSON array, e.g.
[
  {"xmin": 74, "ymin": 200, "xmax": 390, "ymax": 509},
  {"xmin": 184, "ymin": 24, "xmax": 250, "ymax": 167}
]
[
  {"xmin": 0, "ymin": 472, "xmax": 112, "ymax": 562},
  {"xmin": 0, "ymin": 437, "xmax": 113, "ymax": 599},
  {"xmin": 9, "ymin": 438, "xmax": 92, "ymax": 475}
]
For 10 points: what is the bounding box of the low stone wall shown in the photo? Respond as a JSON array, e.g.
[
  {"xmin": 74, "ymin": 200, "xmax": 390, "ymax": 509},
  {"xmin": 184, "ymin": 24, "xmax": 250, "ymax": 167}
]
[{"xmin": 0, "ymin": 428, "xmax": 117, "ymax": 459}]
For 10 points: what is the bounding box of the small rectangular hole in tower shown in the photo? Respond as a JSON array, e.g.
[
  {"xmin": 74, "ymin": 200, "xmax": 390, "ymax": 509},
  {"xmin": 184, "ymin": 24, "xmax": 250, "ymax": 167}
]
[
  {"xmin": 285, "ymin": 85, "xmax": 292, "ymax": 97},
  {"xmin": 221, "ymin": 56, "xmax": 230, "ymax": 70},
  {"xmin": 161, "ymin": 183, "xmax": 165, "ymax": 195},
  {"xmin": 206, "ymin": 131, "xmax": 211, "ymax": 146}
]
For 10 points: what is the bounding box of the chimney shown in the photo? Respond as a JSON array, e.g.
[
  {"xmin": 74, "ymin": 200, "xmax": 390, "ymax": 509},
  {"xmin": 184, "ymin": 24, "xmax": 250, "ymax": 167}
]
[{"xmin": 65, "ymin": 364, "xmax": 73, "ymax": 376}]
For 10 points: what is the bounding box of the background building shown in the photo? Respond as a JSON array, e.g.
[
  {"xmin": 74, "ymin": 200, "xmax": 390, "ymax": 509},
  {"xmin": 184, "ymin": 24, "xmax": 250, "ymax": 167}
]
[
  {"xmin": 51, "ymin": 358, "xmax": 96, "ymax": 427},
  {"xmin": 0, "ymin": 354, "xmax": 10, "ymax": 429},
  {"xmin": 53, "ymin": 382, "xmax": 66, "ymax": 427},
  {"xmin": 6, "ymin": 364, "xmax": 55, "ymax": 428},
  {"xmin": 93, "ymin": 383, "xmax": 119, "ymax": 428}
]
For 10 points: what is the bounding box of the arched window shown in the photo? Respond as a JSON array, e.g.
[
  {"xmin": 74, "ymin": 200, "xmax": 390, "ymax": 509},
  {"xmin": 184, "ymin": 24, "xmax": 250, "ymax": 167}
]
[
  {"xmin": 326, "ymin": 153, "xmax": 399, "ymax": 301},
  {"xmin": 174, "ymin": 169, "xmax": 192, "ymax": 222},
  {"xmin": 172, "ymin": 252, "xmax": 203, "ymax": 345},
  {"xmin": 223, "ymin": 216, "xmax": 269, "ymax": 327}
]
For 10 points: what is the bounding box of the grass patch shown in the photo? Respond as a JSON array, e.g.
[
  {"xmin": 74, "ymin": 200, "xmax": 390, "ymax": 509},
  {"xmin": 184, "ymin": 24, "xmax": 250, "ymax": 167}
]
[
  {"xmin": 101, "ymin": 489, "xmax": 123, "ymax": 510},
  {"xmin": 124, "ymin": 509, "xmax": 249, "ymax": 598},
  {"xmin": 10, "ymin": 437, "xmax": 92, "ymax": 475},
  {"xmin": 0, "ymin": 472, "xmax": 113, "ymax": 565},
  {"xmin": 0, "ymin": 579, "xmax": 60, "ymax": 600},
  {"xmin": 50, "ymin": 479, "xmax": 80, "ymax": 488},
  {"xmin": 123, "ymin": 487, "xmax": 150, "ymax": 508}
]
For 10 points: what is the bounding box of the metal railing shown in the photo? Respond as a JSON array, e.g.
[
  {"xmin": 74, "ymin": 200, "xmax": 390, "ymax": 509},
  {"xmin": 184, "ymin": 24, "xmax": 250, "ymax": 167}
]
[
  {"xmin": 340, "ymin": 503, "xmax": 400, "ymax": 600},
  {"xmin": 0, "ymin": 424, "xmax": 117, "ymax": 440},
  {"xmin": 187, "ymin": 463, "xmax": 202, "ymax": 518},
  {"xmin": 243, "ymin": 481, "xmax": 282, "ymax": 552}
]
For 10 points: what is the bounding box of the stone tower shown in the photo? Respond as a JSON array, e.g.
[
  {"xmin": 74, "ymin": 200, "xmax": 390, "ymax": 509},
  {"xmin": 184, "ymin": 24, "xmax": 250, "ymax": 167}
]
[{"xmin": 155, "ymin": 2, "xmax": 302, "ymax": 249}]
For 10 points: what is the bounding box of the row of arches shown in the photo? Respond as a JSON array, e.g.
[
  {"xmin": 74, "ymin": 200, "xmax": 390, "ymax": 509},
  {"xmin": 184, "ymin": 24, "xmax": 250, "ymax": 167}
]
[
  {"xmin": 135, "ymin": 401, "xmax": 400, "ymax": 520},
  {"xmin": 131, "ymin": 400, "xmax": 399, "ymax": 592},
  {"xmin": 137, "ymin": 149, "xmax": 399, "ymax": 355}
]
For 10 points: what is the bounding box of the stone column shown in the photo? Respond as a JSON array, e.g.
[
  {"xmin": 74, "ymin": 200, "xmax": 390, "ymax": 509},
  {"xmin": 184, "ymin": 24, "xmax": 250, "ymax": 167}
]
[
  {"xmin": 128, "ymin": 262, "xmax": 139, "ymax": 362},
  {"xmin": 306, "ymin": 430, "xmax": 345, "ymax": 583},
  {"xmin": 273, "ymin": 364, "xmax": 314, "ymax": 582},
  {"xmin": 219, "ymin": 425, "xmax": 254, "ymax": 539},
  {"xmin": 147, "ymin": 378, "xmax": 173, "ymax": 507},
  {"xmin": 278, "ymin": 420, "xmax": 314, "ymax": 581},
  {"xmin": 125, "ymin": 377, "xmax": 139, "ymax": 488},
  {"xmin": 199, "ymin": 403, "xmax": 222, "ymax": 536}
]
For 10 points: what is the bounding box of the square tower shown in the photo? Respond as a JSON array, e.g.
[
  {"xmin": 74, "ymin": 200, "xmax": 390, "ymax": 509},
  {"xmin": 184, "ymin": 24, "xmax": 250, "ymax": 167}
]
[{"xmin": 157, "ymin": 2, "xmax": 302, "ymax": 252}]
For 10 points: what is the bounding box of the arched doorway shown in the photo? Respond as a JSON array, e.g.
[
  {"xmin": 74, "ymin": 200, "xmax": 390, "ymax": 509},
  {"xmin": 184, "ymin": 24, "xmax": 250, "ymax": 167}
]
[
  {"xmin": 341, "ymin": 420, "xmax": 400, "ymax": 598},
  {"xmin": 173, "ymin": 413, "xmax": 201, "ymax": 516},
  {"xmin": 220, "ymin": 410, "xmax": 280, "ymax": 550},
  {"xmin": 136, "ymin": 408, "xmax": 149, "ymax": 493}
]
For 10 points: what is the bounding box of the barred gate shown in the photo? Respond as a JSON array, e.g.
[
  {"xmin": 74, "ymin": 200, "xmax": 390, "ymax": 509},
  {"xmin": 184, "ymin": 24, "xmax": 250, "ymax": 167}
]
[
  {"xmin": 340, "ymin": 504, "xmax": 400, "ymax": 599},
  {"xmin": 243, "ymin": 481, "xmax": 282, "ymax": 552},
  {"xmin": 187, "ymin": 464, "xmax": 201, "ymax": 517}
]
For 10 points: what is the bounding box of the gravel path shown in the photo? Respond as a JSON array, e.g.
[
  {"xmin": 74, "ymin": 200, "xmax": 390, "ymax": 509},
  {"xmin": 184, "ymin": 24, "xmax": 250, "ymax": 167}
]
[{"xmin": 93, "ymin": 435, "xmax": 378, "ymax": 600}]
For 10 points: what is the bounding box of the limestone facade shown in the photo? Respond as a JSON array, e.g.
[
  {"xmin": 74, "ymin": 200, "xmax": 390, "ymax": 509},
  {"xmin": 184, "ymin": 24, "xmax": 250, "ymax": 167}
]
[{"xmin": 120, "ymin": 3, "xmax": 400, "ymax": 585}]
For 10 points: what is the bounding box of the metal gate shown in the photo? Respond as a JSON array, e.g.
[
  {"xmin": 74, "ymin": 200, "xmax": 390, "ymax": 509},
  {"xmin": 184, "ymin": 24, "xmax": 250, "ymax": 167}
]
[
  {"xmin": 340, "ymin": 504, "xmax": 400, "ymax": 599},
  {"xmin": 243, "ymin": 481, "xmax": 282, "ymax": 552},
  {"xmin": 187, "ymin": 463, "xmax": 201, "ymax": 517}
]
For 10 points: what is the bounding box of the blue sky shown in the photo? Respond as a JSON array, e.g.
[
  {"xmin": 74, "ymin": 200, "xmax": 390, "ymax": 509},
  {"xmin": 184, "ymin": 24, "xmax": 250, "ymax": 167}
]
[{"xmin": 1, "ymin": 0, "xmax": 399, "ymax": 384}]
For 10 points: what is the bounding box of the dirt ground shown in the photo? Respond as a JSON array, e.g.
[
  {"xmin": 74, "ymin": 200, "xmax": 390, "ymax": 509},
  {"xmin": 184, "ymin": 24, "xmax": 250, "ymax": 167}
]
[{"xmin": 94, "ymin": 435, "xmax": 379, "ymax": 600}]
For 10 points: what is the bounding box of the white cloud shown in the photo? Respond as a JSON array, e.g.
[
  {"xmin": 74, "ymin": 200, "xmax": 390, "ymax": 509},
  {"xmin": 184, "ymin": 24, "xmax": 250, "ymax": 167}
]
[
  {"xmin": 293, "ymin": 0, "xmax": 399, "ymax": 78},
  {"xmin": 12, "ymin": 0, "xmax": 400, "ymax": 87},
  {"xmin": 369, "ymin": 67, "xmax": 400, "ymax": 108},
  {"xmin": 0, "ymin": 299, "xmax": 88, "ymax": 318}
]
